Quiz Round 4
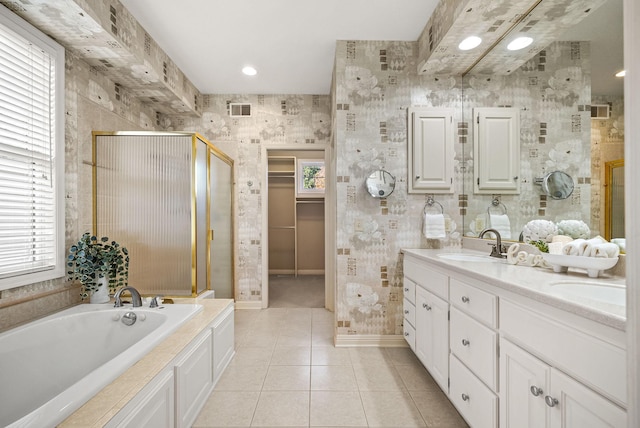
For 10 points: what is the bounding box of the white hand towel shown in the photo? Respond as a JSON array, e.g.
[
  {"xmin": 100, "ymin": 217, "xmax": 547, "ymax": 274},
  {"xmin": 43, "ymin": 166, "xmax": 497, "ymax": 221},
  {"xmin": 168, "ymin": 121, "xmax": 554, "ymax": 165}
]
[
  {"xmin": 582, "ymin": 237, "xmax": 607, "ymax": 257},
  {"xmin": 562, "ymin": 239, "xmax": 586, "ymax": 256},
  {"xmin": 423, "ymin": 213, "xmax": 446, "ymax": 239},
  {"xmin": 589, "ymin": 243, "xmax": 620, "ymax": 258},
  {"xmin": 489, "ymin": 214, "xmax": 511, "ymax": 239}
]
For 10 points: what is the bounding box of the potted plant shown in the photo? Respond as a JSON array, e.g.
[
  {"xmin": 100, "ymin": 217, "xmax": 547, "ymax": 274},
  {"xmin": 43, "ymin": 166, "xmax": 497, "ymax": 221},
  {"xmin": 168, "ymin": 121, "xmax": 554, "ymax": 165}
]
[{"xmin": 67, "ymin": 233, "xmax": 129, "ymax": 302}]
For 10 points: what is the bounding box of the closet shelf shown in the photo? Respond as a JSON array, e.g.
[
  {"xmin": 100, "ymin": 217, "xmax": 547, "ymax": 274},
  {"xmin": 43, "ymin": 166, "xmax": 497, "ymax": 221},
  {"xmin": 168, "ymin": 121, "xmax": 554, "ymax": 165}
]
[
  {"xmin": 296, "ymin": 199, "xmax": 325, "ymax": 204},
  {"xmin": 269, "ymin": 226, "xmax": 295, "ymax": 230}
]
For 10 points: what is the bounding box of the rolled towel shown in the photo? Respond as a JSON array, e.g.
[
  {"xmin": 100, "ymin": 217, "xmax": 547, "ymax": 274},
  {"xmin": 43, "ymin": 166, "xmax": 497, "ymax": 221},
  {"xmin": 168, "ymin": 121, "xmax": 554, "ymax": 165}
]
[
  {"xmin": 581, "ymin": 237, "xmax": 607, "ymax": 257},
  {"xmin": 589, "ymin": 243, "xmax": 620, "ymax": 258},
  {"xmin": 562, "ymin": 239, "xmax": 586, "ymax": 256},
  {"xmin": 423, "ymin": 213, "xmax": 446, "ymax": 239},
  {"xmin": 489, "ymin": 214, "xmax": 511, "ymax": 239}
]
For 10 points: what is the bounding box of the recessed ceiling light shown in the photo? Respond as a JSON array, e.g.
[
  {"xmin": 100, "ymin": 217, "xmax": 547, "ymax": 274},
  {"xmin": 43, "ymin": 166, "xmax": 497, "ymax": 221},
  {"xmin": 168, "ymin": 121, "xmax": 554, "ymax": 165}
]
[
  {"xmin": 458, "ymin": 36, "xmax": 482, "ymax": 51},
  {"xmin": 507, "ymin": 36, "xmax": 533, "ymax": 51},
  {"xmin": 615, "ymin": 70, "xmax": 626, "ymax": 77},
  {"xmin": 242, "ymin": 66, "xmax": 257, "ymax": 76}
]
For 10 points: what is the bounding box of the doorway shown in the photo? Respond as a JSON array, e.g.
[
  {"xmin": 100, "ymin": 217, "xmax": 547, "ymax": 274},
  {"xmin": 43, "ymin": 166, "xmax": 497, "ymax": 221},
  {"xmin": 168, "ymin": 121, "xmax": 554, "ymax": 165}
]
[{"xmin": 263, "ymin": 146, "xmax": 333, "ymax": 310}]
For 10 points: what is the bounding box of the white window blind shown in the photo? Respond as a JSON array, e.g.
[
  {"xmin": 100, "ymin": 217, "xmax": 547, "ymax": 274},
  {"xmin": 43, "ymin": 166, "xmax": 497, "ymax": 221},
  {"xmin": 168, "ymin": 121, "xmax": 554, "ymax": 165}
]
[{"xmin": 0, "ymin": 6, "xmax": 65, "ymax": 289}]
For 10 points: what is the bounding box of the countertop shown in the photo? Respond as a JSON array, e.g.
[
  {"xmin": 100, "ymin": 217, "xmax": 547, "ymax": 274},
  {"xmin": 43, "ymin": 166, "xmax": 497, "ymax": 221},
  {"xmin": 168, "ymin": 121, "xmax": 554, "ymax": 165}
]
[
  {"xmin": 402, "ymin": 248, "xmax": 626, "ymax": 331},
  {"xmin": 59, "ymin": 298, "xmax": 234, "ymax": 427}
]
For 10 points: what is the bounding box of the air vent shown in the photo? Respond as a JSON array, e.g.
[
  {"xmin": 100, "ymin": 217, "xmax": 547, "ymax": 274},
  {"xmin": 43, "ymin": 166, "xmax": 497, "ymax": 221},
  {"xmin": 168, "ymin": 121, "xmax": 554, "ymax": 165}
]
[
  {"xmin": 591, "ymin": 104, "xmax": 611, "ymax": 119},
  {"xmin": 229, "ymin": 103, "xmax": 252, "ymax": 117}
]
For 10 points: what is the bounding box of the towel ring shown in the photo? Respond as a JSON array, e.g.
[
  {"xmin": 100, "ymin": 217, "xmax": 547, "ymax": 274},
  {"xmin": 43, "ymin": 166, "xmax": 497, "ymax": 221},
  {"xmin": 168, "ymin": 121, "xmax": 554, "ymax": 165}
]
[
  {"xmin": 487, "ymin": 198, "xmax": 507, "ymax": 215},
  {"xmin": 423, "ymin": 196, "xmax": 444, "ymax": 214}
]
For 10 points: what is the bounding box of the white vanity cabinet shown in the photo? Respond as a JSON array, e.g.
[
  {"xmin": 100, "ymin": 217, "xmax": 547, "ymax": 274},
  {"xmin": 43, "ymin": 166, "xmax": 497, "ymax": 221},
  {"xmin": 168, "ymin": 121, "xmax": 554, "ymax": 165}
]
[
  {"xmin": 500, "ymin": 300, "xmax": 626, "ymax": 428},
  {"xmin": 407, "ymin": 107, "xmax": 455, "ymax": 194},
  {"xmin": 401, "ymin": 251, "xmax": 627, "ymax": 428},
  {"xmin": 403, "ymin": 258, "xmax": 450, "ymax": 392}
]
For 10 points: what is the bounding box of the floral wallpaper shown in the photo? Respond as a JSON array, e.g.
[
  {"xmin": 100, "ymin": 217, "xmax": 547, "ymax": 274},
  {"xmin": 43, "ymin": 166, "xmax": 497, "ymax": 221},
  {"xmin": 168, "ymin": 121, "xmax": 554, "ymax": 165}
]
[{"xmin": 333, "ymin": 40, "xmax": 463, "ymax": 336}]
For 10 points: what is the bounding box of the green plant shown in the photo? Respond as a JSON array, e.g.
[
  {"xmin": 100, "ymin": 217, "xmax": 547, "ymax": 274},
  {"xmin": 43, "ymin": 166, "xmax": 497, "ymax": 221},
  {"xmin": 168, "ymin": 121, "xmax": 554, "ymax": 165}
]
[
  {"xmin": 529, "ymin": 239, "xmax": 549, "ymax": 253},
  {"xmin": 67, "ymin": 233, "xmax": 129, "ymax": 299}
]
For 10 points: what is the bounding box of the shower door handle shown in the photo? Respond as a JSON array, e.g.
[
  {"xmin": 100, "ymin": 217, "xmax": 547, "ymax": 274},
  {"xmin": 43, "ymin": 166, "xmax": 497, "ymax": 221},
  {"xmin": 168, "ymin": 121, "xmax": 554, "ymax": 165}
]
[{"xmin": 210, "ymin": 229, "xmax": 215, "ymax": 240}]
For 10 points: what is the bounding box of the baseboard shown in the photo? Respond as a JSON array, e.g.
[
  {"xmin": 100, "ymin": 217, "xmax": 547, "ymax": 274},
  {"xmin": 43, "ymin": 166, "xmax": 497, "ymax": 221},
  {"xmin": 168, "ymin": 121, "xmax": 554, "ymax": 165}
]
[
  {"xmin": 234, "ymin": 300, "xmax": 263, "ymax": 310},
  {"xmin": 334, "ymin": 334, "xmax": 409, "ymax": 347}
]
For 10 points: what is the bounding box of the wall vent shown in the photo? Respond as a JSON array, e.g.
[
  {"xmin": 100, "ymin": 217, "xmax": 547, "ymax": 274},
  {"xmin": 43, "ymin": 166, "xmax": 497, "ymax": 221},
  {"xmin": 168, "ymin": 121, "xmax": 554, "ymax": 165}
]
[
  {"xmin": 591, "ymin": 104, "xmax": 611, "ymax": 119},
  {"xmin": 229, "ymin": 103, "xmax": 252, "ymax": 117}
]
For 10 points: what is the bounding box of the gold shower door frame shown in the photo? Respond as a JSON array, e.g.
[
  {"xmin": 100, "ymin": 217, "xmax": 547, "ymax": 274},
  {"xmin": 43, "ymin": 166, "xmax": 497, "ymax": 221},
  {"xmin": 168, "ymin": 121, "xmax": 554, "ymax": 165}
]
[{"xmin": 92, "ymin": 131, "xmax": 234, "ymax": 298}]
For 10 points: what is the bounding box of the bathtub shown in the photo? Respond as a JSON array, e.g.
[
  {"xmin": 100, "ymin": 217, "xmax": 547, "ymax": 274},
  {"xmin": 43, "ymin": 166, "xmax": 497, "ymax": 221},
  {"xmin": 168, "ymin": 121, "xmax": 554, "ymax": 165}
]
[{"xmin": 0, "ymin": 302, "xmax": 203, "ymax": 428}]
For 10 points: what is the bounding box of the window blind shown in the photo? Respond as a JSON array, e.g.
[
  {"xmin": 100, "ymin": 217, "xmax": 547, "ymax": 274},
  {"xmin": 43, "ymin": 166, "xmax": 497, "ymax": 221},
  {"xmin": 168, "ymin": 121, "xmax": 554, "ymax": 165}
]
[{"xmin": 0, "ymin": 8, "xmax": 64, "ymax": 285}]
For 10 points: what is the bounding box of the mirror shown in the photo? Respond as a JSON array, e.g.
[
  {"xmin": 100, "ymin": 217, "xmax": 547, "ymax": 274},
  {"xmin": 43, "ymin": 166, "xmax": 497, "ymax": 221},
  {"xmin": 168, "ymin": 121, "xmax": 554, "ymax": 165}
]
[
  {"xmin": 537, "ymin": 171, "xmax": 574, "ymax": 200},
  {"xmin": 461, "ymin": 0, "xmax": 624, "ymax": 239},
  {"xmin": 365, "ymin": 170, "xmax": 396, "ymax": 198}
]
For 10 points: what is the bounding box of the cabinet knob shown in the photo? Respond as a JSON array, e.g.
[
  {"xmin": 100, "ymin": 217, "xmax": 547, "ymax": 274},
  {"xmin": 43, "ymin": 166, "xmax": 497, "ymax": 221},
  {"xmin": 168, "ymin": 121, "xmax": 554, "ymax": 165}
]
[
  {"xmin": 530, "ymin": 386, "xmax": 543, "ymax": 397},
  {"xmin": 461, "ymin": 339, "xmax": 470, "ymax": 346},
  {"xmin": 404, "ymin": 332, "xmax": 409, "ymax": 336},
  {"xmin": 461, "ymin": 296, "xmax": 470, "ymax": 303},
  {"xmin": 404, "ymin": 310, "xmax": 410, "ymax": 314},
  {"xmin": 416, "ymin": 175, "xmax": 420, "ymax": 179},
  {"xmin": 404, "ymin": 287, "xmax": 409, "ymax": 292},
  {"xmin": 461, "ymin": 393, "xmax": 470, "ymax": 402},
  {"xmin": 544, "ymin": 395, "xmax": 559, "ymax": 407},
  {"xmin": 422, "ymin": 303, "xmax": 432, "ymax": 311}
]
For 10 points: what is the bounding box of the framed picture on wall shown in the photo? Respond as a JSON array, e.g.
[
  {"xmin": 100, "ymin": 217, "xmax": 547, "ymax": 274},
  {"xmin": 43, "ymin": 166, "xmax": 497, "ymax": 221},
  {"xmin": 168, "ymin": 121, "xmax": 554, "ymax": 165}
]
[{"xmin": 297, "ymin": 159, "xmax": 325, "ymax": 197}]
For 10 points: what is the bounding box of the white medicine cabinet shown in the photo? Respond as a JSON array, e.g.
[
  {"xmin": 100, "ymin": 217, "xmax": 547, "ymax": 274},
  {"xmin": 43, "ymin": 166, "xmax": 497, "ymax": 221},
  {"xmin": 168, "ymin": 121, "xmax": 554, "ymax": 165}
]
[
  {"xmin": 473, "ymin": 107, "xmax": 520, "ymax": 194},
  {"xmin": 408, "ymin": 107, "xmax": 455, "ymax": 194}
]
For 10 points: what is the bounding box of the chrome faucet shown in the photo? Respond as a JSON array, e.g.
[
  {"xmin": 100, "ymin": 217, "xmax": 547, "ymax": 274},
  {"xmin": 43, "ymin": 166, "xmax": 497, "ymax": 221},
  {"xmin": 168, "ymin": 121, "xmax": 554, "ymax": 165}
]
[
  {"xmin": 113, "ymin": 286, "xmax": 143, "ymax": 307},
  {"xmin": 478, "ymin": 228, "xmax": 507, "ymax": 259}
]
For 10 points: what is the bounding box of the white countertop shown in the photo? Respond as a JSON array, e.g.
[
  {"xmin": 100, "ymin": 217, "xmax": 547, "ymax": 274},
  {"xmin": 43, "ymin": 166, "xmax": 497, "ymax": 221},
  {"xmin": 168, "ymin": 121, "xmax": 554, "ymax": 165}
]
[{"xmin": 402, "ymin": 248, "xmax": 626, "ymax": 331}]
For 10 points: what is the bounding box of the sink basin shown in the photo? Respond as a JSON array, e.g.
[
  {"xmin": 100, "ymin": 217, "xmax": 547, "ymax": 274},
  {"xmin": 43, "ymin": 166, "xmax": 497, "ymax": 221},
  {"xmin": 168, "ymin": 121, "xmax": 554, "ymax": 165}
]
[
  {"xmin": 549, "ymin": 281, "xmax": 626, "ymax": 307},
  {"xmin": 437, "ymin": 253, "xmax": 500, "ymax": 263}
]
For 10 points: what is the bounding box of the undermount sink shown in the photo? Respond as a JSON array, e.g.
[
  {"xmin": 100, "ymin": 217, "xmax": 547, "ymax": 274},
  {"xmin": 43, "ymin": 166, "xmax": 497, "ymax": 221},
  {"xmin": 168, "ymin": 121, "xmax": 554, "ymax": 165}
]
[
  {"xmin": 549, "ymin": 281, "xmax": 626, "ymax": 307},
  {"xmin": 437, "ymin": 253, "xmax": 500, "ymax": 263}
]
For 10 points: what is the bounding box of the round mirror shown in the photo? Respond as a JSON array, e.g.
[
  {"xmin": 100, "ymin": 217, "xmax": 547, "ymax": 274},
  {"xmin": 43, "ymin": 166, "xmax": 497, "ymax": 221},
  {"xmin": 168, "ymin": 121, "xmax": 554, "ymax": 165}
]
[
  {"xmin": 542, "ymin": 171, "xmax": 574, "ymax": 200},
  {"xmin": 365, "ymin": 170, "xmax": 396, "ymax": 198}
]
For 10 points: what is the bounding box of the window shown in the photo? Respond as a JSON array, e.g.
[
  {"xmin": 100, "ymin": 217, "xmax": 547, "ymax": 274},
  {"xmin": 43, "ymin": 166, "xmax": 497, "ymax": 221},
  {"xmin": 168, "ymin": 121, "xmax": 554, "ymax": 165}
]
[
  {"xmin": 296, "ymin": 159, "xmax": 325, "ymax": 197},
  {"xmin": 0, "ymin": 6, "xmax": 65, "ymax": 290}
]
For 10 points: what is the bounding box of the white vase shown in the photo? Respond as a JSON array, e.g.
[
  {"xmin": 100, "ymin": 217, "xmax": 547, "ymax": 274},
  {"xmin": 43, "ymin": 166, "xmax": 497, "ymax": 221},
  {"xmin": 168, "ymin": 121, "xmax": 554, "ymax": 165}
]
[{"xmin": 90, "ymin": 276, "xmax": 111, "ymax": 304}]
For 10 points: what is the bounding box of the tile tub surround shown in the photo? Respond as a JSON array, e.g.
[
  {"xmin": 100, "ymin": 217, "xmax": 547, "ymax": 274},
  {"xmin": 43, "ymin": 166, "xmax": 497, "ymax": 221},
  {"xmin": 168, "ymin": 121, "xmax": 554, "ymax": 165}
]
[
  {"xmin": 193, "ymin": 307, "xmax": 468, "ymax": 427},
  {"xmin": 59, "ymin": 298, "xmax": 234, "ymax": 427},
  {"xmin": 402, "ymin": 248, "xmax": 626, "ymax": 330}
]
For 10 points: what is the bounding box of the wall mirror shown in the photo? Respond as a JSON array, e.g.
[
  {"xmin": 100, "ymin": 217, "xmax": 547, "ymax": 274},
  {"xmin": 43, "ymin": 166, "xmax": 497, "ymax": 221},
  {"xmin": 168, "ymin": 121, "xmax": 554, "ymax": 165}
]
[
  {"xmin": 461, "ymin": 0, "xmax": 624, "ymax": 240},
  {"xmin": 365, "ymin": 170, "xmax": 396, "ymax": 198}
]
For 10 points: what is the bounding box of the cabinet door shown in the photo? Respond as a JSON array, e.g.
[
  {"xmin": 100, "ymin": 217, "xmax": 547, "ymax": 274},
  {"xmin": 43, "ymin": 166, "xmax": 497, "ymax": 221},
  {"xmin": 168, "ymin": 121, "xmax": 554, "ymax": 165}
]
[
  {"xmin": 547, "ymin": 369, "xmax": 626, "ymax": 428},
  {"xmin": 213, "ymin": 306, "xmax": 235, "ymax": 385},
  {"xmin": 408, "ymin": 107, "xmax": 455, "ymax": 194},
  {"xmin": 415, "ymin": 286, "xmax": 449, "ymax": 392},
  {"xmin": 500, "ymin": 339, "xmax": 550, "ymax": 428},
  {"xmin": 473, "ymin": 107, "xmax": 520, "ymax": 194}
]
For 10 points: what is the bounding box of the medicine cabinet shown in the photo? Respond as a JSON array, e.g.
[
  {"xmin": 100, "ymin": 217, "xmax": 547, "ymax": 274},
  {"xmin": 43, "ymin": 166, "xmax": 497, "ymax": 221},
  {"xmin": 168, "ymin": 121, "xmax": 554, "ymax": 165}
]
[{"xmin": 408, "ymin": 107, "xmax": 455, "ymax": 194}]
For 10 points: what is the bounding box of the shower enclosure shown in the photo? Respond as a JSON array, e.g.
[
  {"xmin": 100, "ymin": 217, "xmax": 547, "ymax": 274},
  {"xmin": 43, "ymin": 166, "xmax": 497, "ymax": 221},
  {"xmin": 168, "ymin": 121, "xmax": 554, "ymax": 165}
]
[{"xmin": 92, "ymin": 132, "xmax": 234, "ymax": 298}]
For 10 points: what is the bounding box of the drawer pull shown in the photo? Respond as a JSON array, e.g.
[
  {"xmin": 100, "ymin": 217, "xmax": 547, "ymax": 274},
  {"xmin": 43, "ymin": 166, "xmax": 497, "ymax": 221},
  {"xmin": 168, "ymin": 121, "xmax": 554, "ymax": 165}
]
[
  {"xmin": 422, "ymin": 303, "xmax": 432, "ymax": 311},
  {"xmin": 461, "ymin": 339, "xmax": 470, "ymax": 346},
  {"xmin": 404, "ymin": 287, "xmax": 409, "ymax": 292},
  {"xmin": 544, "ymin": 396, "xmax": 559, "ymax": 407},
  {"xmin": 461, "ymin": 296, "xmax": 470, "ymax": 303},
  {"xmin": 404, "ymin": 309, "xmax": 410, "ymax": 314},
  {"xmin": 530, "ymin": 385, "xmax": 543, "ymax": 397},
  {"xmin": 404, "ymin": 332, "xmax": 410, "ymax": 337},
  {"xmin": 461, "ymin": 393, "xmax": 470, "ymax": 402}
]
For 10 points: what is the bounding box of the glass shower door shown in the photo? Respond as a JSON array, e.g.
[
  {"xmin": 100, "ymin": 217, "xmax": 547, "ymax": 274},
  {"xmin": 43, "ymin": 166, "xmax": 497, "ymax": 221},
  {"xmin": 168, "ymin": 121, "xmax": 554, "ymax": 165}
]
[{"xmin": 209, "ymin": 148, "xmax": 234, "ymax": 298}]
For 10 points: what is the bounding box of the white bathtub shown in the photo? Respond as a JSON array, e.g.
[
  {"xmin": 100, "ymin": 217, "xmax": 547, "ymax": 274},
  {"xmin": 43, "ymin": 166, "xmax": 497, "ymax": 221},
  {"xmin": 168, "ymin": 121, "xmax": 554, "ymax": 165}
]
[{"xmin": 0, "ymin": 302, "xmax": 203, "ymax": 428}]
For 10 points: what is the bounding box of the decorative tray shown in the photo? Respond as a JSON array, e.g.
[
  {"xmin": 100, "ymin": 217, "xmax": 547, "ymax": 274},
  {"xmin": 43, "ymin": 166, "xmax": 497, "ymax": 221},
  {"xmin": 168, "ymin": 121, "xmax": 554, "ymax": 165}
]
[{"xmin": 541, "ymin": 254, "xmax": 619, "ymax": 278}]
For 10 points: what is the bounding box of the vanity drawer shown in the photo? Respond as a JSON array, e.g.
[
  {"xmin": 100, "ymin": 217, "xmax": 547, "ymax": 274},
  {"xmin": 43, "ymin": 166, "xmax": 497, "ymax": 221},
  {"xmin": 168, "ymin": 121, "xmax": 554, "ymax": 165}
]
[
  {"xmin": 404, "ymin": 258, "xmax": 448, "ymax": 300},
  {"xmin": 403, "ymin": 320, "xmax": 415, "ymax": 351},
  {"xmin": 402, "ymin": 277, "xmax": 416, "ymax": 305},
  {"xmin": 450, "ymin": 306, "xmax": 498, "ymax": 391},
  {"xmin": 501, "ymin": 299, "xmax": 626, "ymax": 407},
  {"xmin": 403, "ymin": 297, "xmax": 416, "ymax": 327},
  {"xmin": 450, "ymin": 278, "xmax": 497, "ymax": 328},
  {"xmin": 449, "ymin": 354, "xmax": 498, "ymax": 428}
]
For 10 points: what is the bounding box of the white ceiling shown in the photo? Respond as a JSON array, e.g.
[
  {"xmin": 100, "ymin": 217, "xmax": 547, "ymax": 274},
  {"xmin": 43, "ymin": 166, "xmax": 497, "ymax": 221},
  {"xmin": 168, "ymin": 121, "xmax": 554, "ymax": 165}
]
[{"xmin": 119, "ymin": 0, "xmax": 439, "ymax": 95}]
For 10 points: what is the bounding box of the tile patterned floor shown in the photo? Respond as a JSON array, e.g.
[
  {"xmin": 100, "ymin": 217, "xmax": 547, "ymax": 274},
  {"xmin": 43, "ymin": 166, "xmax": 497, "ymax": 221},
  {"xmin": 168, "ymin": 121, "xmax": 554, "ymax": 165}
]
[{"xmin": 193, "ymin": 308, "xmax": 468, "ymax": 427}]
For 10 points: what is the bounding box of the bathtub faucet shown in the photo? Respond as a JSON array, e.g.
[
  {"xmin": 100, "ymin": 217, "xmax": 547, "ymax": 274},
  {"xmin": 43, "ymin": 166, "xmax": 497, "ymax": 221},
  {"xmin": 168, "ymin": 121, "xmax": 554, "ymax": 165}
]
[{"xmin": 113, "ymin": 286, "xmax": 143, "ymax": 308}]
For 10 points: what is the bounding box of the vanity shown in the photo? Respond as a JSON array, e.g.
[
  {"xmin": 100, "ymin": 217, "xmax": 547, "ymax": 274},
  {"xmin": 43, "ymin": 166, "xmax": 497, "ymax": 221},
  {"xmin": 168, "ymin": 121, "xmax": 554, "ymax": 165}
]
[{"xmin": 402, "ymin": 248, "xmax": 626, "ymax": 428}]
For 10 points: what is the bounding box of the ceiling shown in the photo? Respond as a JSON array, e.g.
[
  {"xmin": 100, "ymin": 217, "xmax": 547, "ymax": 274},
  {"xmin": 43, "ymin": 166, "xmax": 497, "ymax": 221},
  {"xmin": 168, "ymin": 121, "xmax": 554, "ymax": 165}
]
[{"xmin": 119, "ymin": 0, "xmax": 439, "ymax": 95}]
